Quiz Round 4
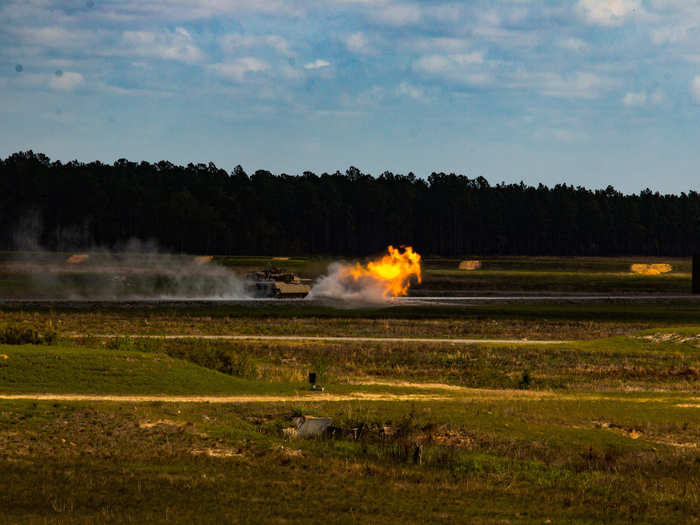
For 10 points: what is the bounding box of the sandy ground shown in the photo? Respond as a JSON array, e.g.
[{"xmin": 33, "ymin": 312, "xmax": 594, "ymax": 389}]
[
  {"xmin": 1, "ymin": 391, "xmax": 696, "ymax": 404},
  {"xmin": 0, "ymin": 393, "xmax": 454, "ymax": 403},
  {"xmin": 78, "ymin": 334, "xmax": 568, "ymax": 345},
  {"xmin": 2, "ymin": 377, "xmax": 698, "ymax": 405},
  {"xmin": 0, "ymin": 382, "xmax": 557, "ymax": 404}
]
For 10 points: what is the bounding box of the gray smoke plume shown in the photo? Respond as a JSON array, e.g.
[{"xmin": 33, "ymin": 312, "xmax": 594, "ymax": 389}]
[{"xmin": 11, "ymin": 209, "xmax": 43, "ymax": 251}]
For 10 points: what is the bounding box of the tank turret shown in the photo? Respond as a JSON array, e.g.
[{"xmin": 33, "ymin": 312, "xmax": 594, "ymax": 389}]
[{"xmin": 247, "ymin": 264, "xmax": 311, "ymax": 298}]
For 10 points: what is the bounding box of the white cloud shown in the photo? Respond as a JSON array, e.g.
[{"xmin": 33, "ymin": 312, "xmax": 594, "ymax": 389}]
[
  {"xmin": 429, "ymin": 4, "xmax": 465, "ymax": 22},
  {"xmin": 412, "ymin": 53, "xmax": 489, "ymax": 86},
  {"xmin": 647, "ymin": 2, "xmax": 700, "ymax": 45},
  {"xmin": 472, "ymin": 8, "xmax": 540, "ymax": 47},
  {"xmin": 536, "ymin": 127, "xmax": 589, "ymax": 143},
  {"xmin": 279, "ymin": 64, "xmax": 304, "ymax": 80},
  {"xmin": 45, "ymin": 59, "xmax": 79, "ymax": 68},
  {"xmin": 48, "ymin": 71, "xmax": 84, "ymax": 91},
  {"xmin": 211, "ymin": 57, "xmax": 269, "ymax": 80},
  {"xmin": 650, "ymin": 18, "xmax": 700, "ymax": 45},
  {"xmin": 577, "ymin": 0, "xmax": 641, "ymax": 26},
  {"xmin": 327, "ymin": 0, "xmax": 389, "ymax": 4},
  {"xmin": 9, "ymin": 72, "xmax": 51, "ymax": 90},
  {"xmin": 351, "ymin": 85, "xmax": 386, "ymax": 107},
  {"xmin": 510, "ymin": 71, "xmax": 618, "ymax": 99},
  {"xmin": 553, "ymin": 129, "xmax": 587, "ymax": 142},
  {"xmin": 622, "ymin": 91, "xmax": 647, "ymax": 106},
  {"xmin": 558, "ymin": 37, "xmax": 590, "ymax": 53},
  {"xmin": 452, "ymin": 52, "xmax": 485, "ymax": 65},
  {"xmin": 304, "ymin": 59, "xmax": 330, "ymax": 69},
  {"xmin": 218, "ymin": 34, "xmax": 293, "ymax": 56},
  {"xmin": 473, "ymin": 25, "xmax": 540, "ymax": 47},
  {"xmin": 98, "ymin": 83, "xmax": 171, "ymax": 97},
  {"xmin": 372, "ymin": 4, "xmax": 421, "ymax": 26},
  {"xmin": 692, "ymin": 76, "xmax": 700, "ymax": 102},
  {"xmin": 396, "ymin": 82, "xmax": 425, "ymax": 101},
  {"xmin": 345, "ymin": 32, "xmax": 372, "ymax": 54},
  {"xmin": 90, "ymin": 0, "xmax": 301, "ymax": 22},
  {"xmin": 405, "ymin": 37, "xmax": 472, "ymax": 53},
  {"xmin": 121, "ymin": 27, "xmax": 204, "ymax": 63},
  {"xmin": 651, "ymin": 25, "xmax": 684, "ymax": 45},
  {"xmin": 15, "ymin": 26, "xmax": 97, "ymax": 50},
  {"xmin": 413, "ymin": 55, "xmax": 450, "ymax": 74},
  {"xmin": 414, "ymin": 52, "xmax": 483, "ymax": 72},
  {"xmin": 622, "ymin": 89, "xmax": 666, "ymax": 106},
  {"xmin": 650, "ymin": 90, "xmax": 666, "ymax": 104}
]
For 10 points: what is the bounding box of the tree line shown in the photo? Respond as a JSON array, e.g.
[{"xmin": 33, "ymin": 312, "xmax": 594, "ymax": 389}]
[{"xmin": 1, "ymin": 151, "xmax": 698, "ymax": 256}]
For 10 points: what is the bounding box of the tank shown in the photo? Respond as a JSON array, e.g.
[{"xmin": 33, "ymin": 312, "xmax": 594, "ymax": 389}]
[{"xmin": 247, "ymin": 265, "xmax": 311, "ymax": 298}]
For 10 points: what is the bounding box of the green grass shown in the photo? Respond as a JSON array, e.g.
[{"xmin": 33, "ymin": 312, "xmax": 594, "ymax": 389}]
[
  {"xmin": 1, "ymin": 396, "xmax": 698, "ymax": 524},
  {"xmin": 420, "ymin": 268, "xmax": 691, "ymax": 293},
  {"xmin": 0, "ymin": 343, "xmax": 298, "ymax": 395},
  {"xmin": 0, "ymin": 252, "xmax": 694, "ymax": 297},
  {"xmin": 3, "ymin": 300, "xmax": 700, "ymax": 324},
  {"xmin": 1, "ymin": 271, "xmax": 699, "ymax": 523},
  {"xmin": 421, "ymin": 255, "xmax": 692, "ymax": 272},
  {"xmin": 62, "ymin": 330, "xmax": 700, "ymax": 393}
]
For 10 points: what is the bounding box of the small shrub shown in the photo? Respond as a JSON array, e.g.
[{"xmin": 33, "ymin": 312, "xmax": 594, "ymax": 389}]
[
  {"xmin": 0, "ymin": 326, "xmax": 57, "ymax": 345},
  {"xmin": 105, "ymin": 336, "xmax": 134, "ymax": 351},
  {"xmin": 309, "ymin": 351, "xmax": 333, "ymax": 384},
  {"xmin": 518, "ymin": 369, "xmax": 531, "ymax": 389},
  {"xmin": 105, "ymin": 336, "xmax": 161, "ymax": 352},
  {"xmin": 164, "ymin": 344, "xmax": 258, "ymax": 379},
  {"xmin": 230, "ymin": 352, "xmax": 258, "ymax": 379}
]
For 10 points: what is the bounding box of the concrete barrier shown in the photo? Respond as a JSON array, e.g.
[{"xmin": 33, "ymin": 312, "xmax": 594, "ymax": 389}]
[{"xmin": 293, "ymin": 416, "xmax": 333, "ymax": 438}]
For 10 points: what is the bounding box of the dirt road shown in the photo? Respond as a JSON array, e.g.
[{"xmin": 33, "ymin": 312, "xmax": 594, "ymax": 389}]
[
  {"xmin": 0, "ymin": 392, "xmax": 465, "ymax": 403},
  {"xmin": 81, "ymin": 334, "xmax": 568, "ymax": 345},
  {"xmin": 0, "ymin": 388, "xmax": 553, "ymax": 404},
  {"xmin": 1, "ymin": 390, "xmax": 694, "ymax": 405}
]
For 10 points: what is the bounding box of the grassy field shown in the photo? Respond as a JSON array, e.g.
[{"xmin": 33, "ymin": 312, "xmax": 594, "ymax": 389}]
[
  {"xmin": 0, "ymin": 343, "xmax": 300, "ymax": 396},
  {"xmin": 0, "ymin": 251, "xmax": 693, "ymax": 297},
  {"xmin": 1, "ymin": 393, "xmax": 699, "ymax": 523},
  {"xmin": 1, "ymin": 254, "xmax": 699, "ymax": 523},
  {"xmin": 3, "ymin": 300, "xmax": 700, "ymax": 338}
]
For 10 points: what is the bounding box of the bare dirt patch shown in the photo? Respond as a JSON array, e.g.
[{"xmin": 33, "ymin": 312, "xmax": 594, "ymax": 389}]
[
  {"xmin": 191, "ymin": 447, "xmax": 244, "ymax": 458},
  {"xmin": 138, "ymin": 419, "xmax": 186, "ymax": 429},
  {"xmin": 596, "ymin": 420, "xmax": 699, "ymax": 449},
  {"xmin": 639, "ymin": 333, "xmax": 700, "ymax": 347}
]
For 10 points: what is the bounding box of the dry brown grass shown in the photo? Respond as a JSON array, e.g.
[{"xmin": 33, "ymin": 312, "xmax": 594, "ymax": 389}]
[
  {"xmin": 0, "ymin": 310, "xmax": 648, "ymax": 340},
  {"xmin": 2, "ymin": 397, "xmax": 699, "ymax": 523},
  {"xmin": 0, "ymin": 392, "xmax": 455, "ymax": 402}
]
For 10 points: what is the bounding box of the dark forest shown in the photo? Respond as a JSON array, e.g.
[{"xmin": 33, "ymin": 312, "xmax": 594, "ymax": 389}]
[{"xmin": 1, "ymin": 151, "xmax": 698, "ymax": 256}]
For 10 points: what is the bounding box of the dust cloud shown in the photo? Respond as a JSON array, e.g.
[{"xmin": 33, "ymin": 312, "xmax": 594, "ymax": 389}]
[{"xmin": 3, "ymin": 235, "xmax": 251, "ymax": 300}]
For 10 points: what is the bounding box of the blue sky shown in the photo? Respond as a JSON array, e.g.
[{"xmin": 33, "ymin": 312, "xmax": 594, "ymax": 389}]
[{"xmin": 2, "ymin": 0, "xmax": 700, "ymax": 193}]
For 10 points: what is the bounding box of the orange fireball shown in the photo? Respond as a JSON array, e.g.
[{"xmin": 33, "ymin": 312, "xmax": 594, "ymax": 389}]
[{"xmin": 343, "ymin": 245, "xmax": 422, "ymax": 297}]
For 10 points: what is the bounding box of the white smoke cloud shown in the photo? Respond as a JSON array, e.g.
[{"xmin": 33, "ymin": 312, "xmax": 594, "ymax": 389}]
[{"xmin": 308, "ymin": 261, "xmax": 390, "ymax": 304}]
